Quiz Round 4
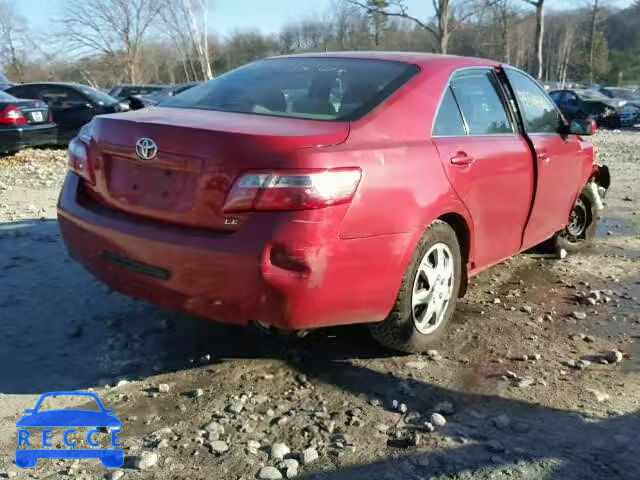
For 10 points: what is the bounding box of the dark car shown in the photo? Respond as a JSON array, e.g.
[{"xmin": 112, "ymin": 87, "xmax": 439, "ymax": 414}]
[
  {"xmin": 0, "ymin": 90, "xmax": 56, "ymax": 155},
  {"xmin": 598, "ymin": 87, "xmax": 640, "ymax": 126},
  {"xmin": 0, "ymin": 73, "xmax": 13, "ymax": 90},
  {"xmin": 59, "ymin": 53, "xmax": 609, "ymax": 353},
  {"xmin": 108, "ymin": 84, "xmax": 167, "ymax": 100},
  {"xmin": 549, "ymin": 89, "xmax": 624, "ymax": 129},
  {"xmin": 6, "ymin": 82, "xmax": 128, "ymax": 144},
  {"xmin": 133, "ymin": 82, "xmax": 201, "ymax": 109}
]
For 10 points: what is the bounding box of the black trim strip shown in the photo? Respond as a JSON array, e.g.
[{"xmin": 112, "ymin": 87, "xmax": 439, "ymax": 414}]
[{"xmin": 100, "ymin": 250, "xmax": 171, "ymax": 281}]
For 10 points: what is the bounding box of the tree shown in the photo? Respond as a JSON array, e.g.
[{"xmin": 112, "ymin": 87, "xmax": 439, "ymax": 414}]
[
  {"xmin": 59, "ymin": 0, "xmax": 163, "ymax": 84},
  {"xmin": 160, "ymin": 0, "xmax": 213, "ymax": 81},
  {"xmin": 0, "ymin": 0, "xmax": 27, "ymax": 81},
  {"xmin": 346, "ymin": 0, "xmax": 496, "ymax": 54},
  {"xmin": 521, "ymin": 0, "xmax": 545, "ymax": 80}
]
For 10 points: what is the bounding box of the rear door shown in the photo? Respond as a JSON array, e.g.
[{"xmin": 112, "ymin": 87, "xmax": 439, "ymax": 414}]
[
  {"xmin": 432, "ymin": 68, "xmax": 534, "ymax": 270},
  {"xmin": 503, "ymin": 68, "xmax": 586, "ymax": 248}
]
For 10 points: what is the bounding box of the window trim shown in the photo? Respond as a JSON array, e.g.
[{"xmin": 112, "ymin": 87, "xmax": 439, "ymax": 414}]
[
  {"xmin": 502, "ymin": 67, "xmax": 567, "ymax": 136},
  {"xmin": 432, "ymin": 66, "xmax": 519, "ymax": 138}
]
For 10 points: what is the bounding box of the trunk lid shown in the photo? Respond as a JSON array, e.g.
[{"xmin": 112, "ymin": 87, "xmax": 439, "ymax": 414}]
[{"xmin": 86, "ymin": 107, "xmax": 350, "ymax": 230}]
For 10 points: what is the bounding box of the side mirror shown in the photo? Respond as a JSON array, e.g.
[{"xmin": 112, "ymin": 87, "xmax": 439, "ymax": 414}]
[{"xmin": 569, "ymin": 119, "xmax": 597, "ymax": 136}]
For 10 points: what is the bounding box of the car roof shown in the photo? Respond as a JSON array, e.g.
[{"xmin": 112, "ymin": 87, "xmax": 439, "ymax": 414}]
[
  {"xmin": 9, "ymin": 82, "xmax": 88, "ymax": 89},
  {"xmin": 268, "ymin": 51, "xmax": 500, "ymax": 69}
]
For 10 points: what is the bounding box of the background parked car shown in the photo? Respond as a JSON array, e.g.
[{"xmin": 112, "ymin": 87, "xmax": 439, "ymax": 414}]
[
  {"xmin": 6, "ymin": 82, "xmax": 128, "ymax": 144},
  {"xmin": 133, "ymin": 82, "xmax": 201, "ymax": 108},
  {"xmin": 108, "ymin": 84, "xmax": 167, "ymax": 100},
  {"xmin": 597, "ymin": 87, "xmax": 640, "ymax": 126},
  {"xmin": 549, "ymin": 89, "xmax": 624, "ymax": 129},
  {"xmin": 0, "ymin": 73, "xmax": 13, "ymax": 90},
  {"xmin": 0, "ymin": 90, "xmax": 56, "ymax": 155}
]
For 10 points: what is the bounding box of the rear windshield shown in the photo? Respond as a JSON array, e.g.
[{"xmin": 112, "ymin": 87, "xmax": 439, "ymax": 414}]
[
  {"xmin": 0, "ymin": 90, "xmax": 16, "ymax": 101},
  {"xmin": 77, "ymin": 86, "xmax": 119, "ymax": 106},
  {"xmin": 161, "ymin": 57, "xmax": 419, "ymax": 121}
]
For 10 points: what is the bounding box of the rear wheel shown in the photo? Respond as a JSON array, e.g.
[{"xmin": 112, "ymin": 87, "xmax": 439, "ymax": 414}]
[
  {"xmin": 554, "ymin": 186, "xmax": 599, "ymax": 253},
  {"xmin": 369, "ymin": 220, "xmax": 462, "ymax": 353}
]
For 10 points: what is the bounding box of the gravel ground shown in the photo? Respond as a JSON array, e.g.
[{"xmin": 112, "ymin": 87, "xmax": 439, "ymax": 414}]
[{"xmin": 0, "ymin": 131, "xmax": 639, "ymax": 480}]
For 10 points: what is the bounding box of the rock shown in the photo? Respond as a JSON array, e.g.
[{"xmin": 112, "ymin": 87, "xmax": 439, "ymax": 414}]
[
  {"xmin": 434, "ymin": 401, "xmax": 455, "ymax": 415},
  {"xmin": 375, "ymin": 423, "xmax": 390, "ymax": 433},
  {"xmin": 227, "ymin": 400, "xmax": 244, "ymax": 413},
  {"xmin": 493, "ymin": 298, "xmax": 501, "ymax": 304},
  {"xmin": 133, "ymin": 451, "xmax": 159, "ymax": 470},
  {"xmin": 192, "ymin": 388, "xmax": 204, "ymax": 398},
  {"xmin": 586, "ymin": 388, "xmax": 610, "ymax": 403},
  {"xmin": 576, "ymin": 359, "xmax": 591, "ymax": 370},
  {"xmin": 426, "ymin": 350, "xmax": 442, "ymax": 361},
  {"xmin": 271, "ymin": 442, "xmax": 290, "ymax": 461},
  {"xmin": 423, "ymin": 422, "xmax": 435, "ymax": 433},
  {"xmin": 156, "ymin": 439, "xmax": 170, "ymax": 449},
  {"xmin": 398, "ymin": 403, "xmax": 408, "ymax": 414},
  {"xmin": 258, "ymin": 466, "xmax": 283, "ymax": 480},
  {"xmin": 493, "ymin": 414, "xmax": 511, "ymax": 428},
  {"xmin": 158, "ymin": 383, "xmax": 170, "ymax": 393},
  {"xmin": 106, "ymin": 471, "xmax": 124, "ymax": 480},
  {"xmin": 582, "ymin": 335, "xmax": 595, "ymax": 343},
  {"xmin": 301, "ymin": 447, "xmax": 319, "ymax": 465},
  {"xmin": 558, "ymin": 248, "xmax": 567, "ymax": 259},
  {"xmin": 605, "ymin": 350, "xmax": 623, "ymax": 364},
  {"xmin": 516, "ymin": 377, "xmax": 535, "ymax": 388},
  {"xmin": 278, "ymin": 459, "xmax": 299, "ymax": 478},
  {"xmin": 116, "ymin": 379, "xmax": 129, "ymax": 387},
  {"xmin": 405, "ymin": 361, "xmax": 429, "ymax": 370},
  {"xmin": 210, "ymin": 440, "xmax": 229, "ymax": 453},
  {"xmin": 204, "ymin": 420, "xmax": 225, "ymax": 439},
  {"xmin": 430, "ymin": 412, "xmax": 447, "ymax": 427},
  {"xmin": 521, "ymin": 305, "xmax": 533, "ymax": 314},
  {"xmin": 572, "ymin": 311, "xmax": 587, "ymax": 320}
]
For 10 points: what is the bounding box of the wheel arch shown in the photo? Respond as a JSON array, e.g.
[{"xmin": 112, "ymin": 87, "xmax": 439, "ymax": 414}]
[{"xmin": 437, "ymin": 212, "xmax": 471, "ymax": 297}]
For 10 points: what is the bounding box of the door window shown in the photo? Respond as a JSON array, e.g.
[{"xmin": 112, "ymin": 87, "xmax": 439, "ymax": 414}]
[
  {"xmin": 506, "ymin": 70, "xmax": 563, "ymax": 134},
  {"xmin": 40, "ymin": 87, "xmax": 89, "ymax": 109},
  {"xmin": 450, "ymin": 70, "xmax": 514, "ymax": 135},
  {"xmin": 433, "ymin": 87, "xmax": 466, "ymax": 136}
]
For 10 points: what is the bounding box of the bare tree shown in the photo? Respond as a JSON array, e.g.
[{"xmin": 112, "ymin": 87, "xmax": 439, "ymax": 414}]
[
  {"xmin": 59, "ymin": 0, "xmax": 163, "ymax": 84},
  {"xmin": 0, "ymin": 0, "xmax": 27, "ymax": 81},
  {"xmin": 160, "ymin": 0, "xmax": 213, "ymax": 81},
  {"xmin": 521, "ymin": 0, "xmax": 545, "ymax": 79},
  {"xmin": 346, "ymin": 0, "xmax": 496, "ymax": 54},
  {"xmin": 586, "ymin": 0, "xmax": 604, "ymax": 84}
]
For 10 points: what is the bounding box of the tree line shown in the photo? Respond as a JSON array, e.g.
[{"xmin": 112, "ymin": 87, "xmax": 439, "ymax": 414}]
[{"xmin": 0, "ymin": 0, "xmax": 639, "ymax": 89}]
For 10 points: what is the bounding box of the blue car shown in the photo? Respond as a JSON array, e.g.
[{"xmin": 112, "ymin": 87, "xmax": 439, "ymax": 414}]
[{"xmin": 16, "ymin": 391, "xmax": 123, "ymax": 468}]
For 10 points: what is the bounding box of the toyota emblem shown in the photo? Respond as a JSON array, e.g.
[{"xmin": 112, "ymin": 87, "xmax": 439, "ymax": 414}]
[{"xmin": 135, "ymin": 138, "xmax": 158, "ymax": 161}]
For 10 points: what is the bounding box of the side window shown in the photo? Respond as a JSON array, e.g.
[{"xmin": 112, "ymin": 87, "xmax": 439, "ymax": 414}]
[
  {"xmin": 548, "ymin": 91, "xmax": 562, "ymax": 103},
  {"xmin": 433, "ymin": 87, "xmax": 466, "ymax": 136},
  {"xmin": 450, "ymin": 70, "xmax": 514, "ymax": 135},
  {"xmin": 41, "ymin": 87, "xmax": 88, "ymax": 108},
  {"xmin": 506, "ymin": 70, "xmax": 562, "ymax": 134},
  {"xmin": 7, "ymin": 85, "xmax": 38, "ymax": 99}
]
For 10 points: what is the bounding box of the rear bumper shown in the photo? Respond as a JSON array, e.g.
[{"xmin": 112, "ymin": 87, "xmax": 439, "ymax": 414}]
[
  {"xmin": 0, "ymin": 123, "xmax": 57, "ymax": 152},
  {"xmin": 57, "ymin": 173, "xmax": 411, "ymax": 329}
]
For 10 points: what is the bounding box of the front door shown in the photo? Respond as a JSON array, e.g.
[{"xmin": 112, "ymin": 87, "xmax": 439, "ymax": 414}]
[
  {"xmin": 432, "ymin": 69, "xmax": 534, "ymax": 270},
  {"xmin": 503, "ymin": 68, "xmax": 586, "ymax": 248}
]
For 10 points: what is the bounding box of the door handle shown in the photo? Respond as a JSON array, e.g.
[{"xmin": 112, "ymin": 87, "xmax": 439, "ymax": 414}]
[{"xmin": 450, "ymin": 152, "xmax": 475, "ymax": 165}]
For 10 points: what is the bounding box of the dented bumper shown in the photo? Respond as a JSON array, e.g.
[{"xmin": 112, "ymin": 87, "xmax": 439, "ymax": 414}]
[{"xmin": 57, "ymin": 173, "xmax": 410, "ymax": 330}]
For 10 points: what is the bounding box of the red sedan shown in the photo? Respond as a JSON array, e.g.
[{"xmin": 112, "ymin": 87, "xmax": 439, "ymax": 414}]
[{"xmin": 58, "ymin": 53, "xmax": 610, "ymax": 352}]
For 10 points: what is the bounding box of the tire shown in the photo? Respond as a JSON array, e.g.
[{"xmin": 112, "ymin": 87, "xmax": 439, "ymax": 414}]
[
  {"xmin": 369, "ymin": 220, "xmax": 462, "ymax": 353},
  {"xmin": 554, "ymin": 185, "xmax": 599, "ymax": 253}
]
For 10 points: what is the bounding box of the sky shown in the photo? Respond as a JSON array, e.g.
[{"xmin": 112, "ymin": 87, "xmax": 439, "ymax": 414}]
[{"xmin": 16, "ymin": 0, "xmax": 636, "ymax": 40}]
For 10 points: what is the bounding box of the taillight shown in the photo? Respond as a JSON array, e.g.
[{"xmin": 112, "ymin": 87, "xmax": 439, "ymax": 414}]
[
  {"xmin": 223, "ymin": 168, "xmax": 362, "ymax": 213},
  {"xmin": 0, "ymin": 105, "xmax": 27, "ymax": 125},
  {"xmin": 68, "ymin": 138, "xmax": 95, "ymax": 184}
]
